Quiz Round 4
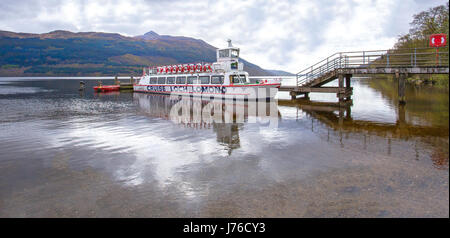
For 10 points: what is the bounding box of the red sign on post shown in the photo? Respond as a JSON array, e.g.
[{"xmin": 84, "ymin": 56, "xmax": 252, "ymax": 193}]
[{"xmin": 430, "ymin": 34, "xmax": 447, "ymax": 47}]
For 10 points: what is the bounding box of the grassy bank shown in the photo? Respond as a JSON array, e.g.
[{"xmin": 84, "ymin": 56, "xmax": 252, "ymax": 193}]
[
  {"xmin": 371, "ymin": 74, "xmax": 449, "ymax": 89},
  {"xmin": 405, "ymin": 74, "xmax": 449, "ymax": 88}
]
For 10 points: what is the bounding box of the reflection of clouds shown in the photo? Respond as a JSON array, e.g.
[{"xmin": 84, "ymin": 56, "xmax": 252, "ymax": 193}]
[
  {"xmin": 0, "ymin": 86, "xmax": 52, "ymax": 95},
  {"xmin": 351, "ymin": 81, "xmax": 396, "ymax": 124},
  {"xmin": 56, "ymin": 121, "xmax": 211, "ymax": 188},
  {"xmin": 0, "ymin": 1, "xmax": 442, "ymax": 72},
  {"xmin": 307, "ymin": 79, "xmax": 397, "ymax": 124},
  {"xmin": 49, "ymin": 118, "xmax": 224, "ymax": 201},
  {"xmin": 45, "ymin": 93, "xmax": 280, "ymax": 200}
]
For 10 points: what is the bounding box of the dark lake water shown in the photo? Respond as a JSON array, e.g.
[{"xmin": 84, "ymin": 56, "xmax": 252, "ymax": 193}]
[{"xmin": 0, "ymin": 77, "xmax": 448, "ymax": 217}]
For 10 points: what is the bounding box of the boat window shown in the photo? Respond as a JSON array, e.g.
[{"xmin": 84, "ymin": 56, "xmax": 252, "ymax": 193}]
[
  {"xmin": 166, "ymin": 77, "xmax": 175, "ymax": 84},
  {"xmin": 219, "ymin": 49, "xmax": 229, "ymax": 58},
  {"xmin": 157, "ymin": 77, "xmax": 166, "ymax": 84},
  {"xmin": 232, "ymin": 75, "xmax": 247, "ymax": 84},
  {"xmin": 199, "ymin": 76, "xmax": 210, "ymax": 84},
  {"xmin": 150, "ymin": 77, "xmax": 158, "ymax": 84},
  {"xmin": 176, "ymin": 76, "xmax": 186, "ymax": 84},
  {"xmin": 211, "ymin": 76, "xmax": 224, "ymax": 84},
  {"xmin": 231, "ymin": 49, "xmax": 239, "ymax": 58},
  {"xmin": 187, "ymin": 76, "xmax": 197, "ymax": 84},
  {"xmin": 231, "ymin": 61, "xmax": 238, "ymax": 70}
]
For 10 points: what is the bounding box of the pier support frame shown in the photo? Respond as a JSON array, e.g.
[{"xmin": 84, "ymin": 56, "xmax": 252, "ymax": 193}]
[
  {"xmin": 337, "ymin": 74, "xmax": 353, "ymax": 103},
  {"xmin": 290, "ymin": 91, "xmax": 309, "ymax": 100}
]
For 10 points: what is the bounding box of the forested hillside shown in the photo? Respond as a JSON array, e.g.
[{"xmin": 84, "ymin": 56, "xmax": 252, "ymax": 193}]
[{"xmin": 0, "ymin": 30, "xmax": 287, "ymax": 76}]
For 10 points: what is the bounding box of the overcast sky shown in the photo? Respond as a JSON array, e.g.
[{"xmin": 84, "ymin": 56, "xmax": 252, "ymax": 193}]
[{"xmin": 0, "ymin": 0, "xmax": 447, "ymax": 72}]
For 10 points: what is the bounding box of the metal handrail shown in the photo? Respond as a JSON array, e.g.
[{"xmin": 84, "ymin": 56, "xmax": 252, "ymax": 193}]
[{"xmin": 296, "ymin": 47, "xmax": 449, "ymax": 87}]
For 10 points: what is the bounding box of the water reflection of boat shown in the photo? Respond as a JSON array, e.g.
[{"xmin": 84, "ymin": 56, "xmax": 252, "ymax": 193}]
[
  {"xmin": 134, "ymin": 93, "xmax": 279, "ymax": 126},
  {"xmin": 94, "ymin": 91, "xmax": 121, "ymax": 96},
  {"xmin": 133, "ymin": 93, "xmax": 280, "ymax": 155}
]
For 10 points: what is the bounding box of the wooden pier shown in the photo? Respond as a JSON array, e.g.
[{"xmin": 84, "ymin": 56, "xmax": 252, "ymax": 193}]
[
  {"xmin": 114, "ymin": 76, "xmax": 135, "ymax": 91},
  {"xmin": 279, "ymin": 47, "xmax": 449, "ymax": 104}
]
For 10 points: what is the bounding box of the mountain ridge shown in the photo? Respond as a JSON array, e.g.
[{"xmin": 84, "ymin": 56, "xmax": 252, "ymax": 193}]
[{"xmin": 0, "ymin": 30, "xmax": 293, "ymax": 77}]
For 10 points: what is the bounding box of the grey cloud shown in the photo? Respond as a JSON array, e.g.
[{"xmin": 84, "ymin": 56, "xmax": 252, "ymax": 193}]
[{"xmin": 0, "ymin": 0, "xmax": 447, "ymax": 72}]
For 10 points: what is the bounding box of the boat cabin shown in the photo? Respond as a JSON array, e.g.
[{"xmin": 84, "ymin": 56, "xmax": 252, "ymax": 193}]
[{"xmin": 142, "ymin": 40, "xmax": 250, "ymax": 86}]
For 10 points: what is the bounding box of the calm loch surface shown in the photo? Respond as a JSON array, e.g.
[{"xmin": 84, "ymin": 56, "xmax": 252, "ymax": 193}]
[{"xmin": 0, "ymin": 77, "xmax": 448, "ymax": 217}]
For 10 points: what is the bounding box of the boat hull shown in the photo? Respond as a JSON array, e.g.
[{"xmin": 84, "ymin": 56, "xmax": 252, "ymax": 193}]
[
  {"xmin": 93, "ymin": 85, "xmax": 120, "ymax": 92},
  {"xmin": 133, "ymin": 84, "xmax": 279, "ymax": 100}
]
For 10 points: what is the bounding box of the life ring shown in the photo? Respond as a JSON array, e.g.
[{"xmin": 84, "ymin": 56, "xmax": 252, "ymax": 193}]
[
  {"xmin": 196, "ymin": 64, "xmax": 202, "ymax": 72},
  {"xmin": 203, "ymin": 64, "xmax": 212, "ymax": 72}
]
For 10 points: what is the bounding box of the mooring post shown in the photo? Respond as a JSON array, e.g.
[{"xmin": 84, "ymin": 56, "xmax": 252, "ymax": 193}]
[
  {"xmin": 397, "ymin": 72, "xmax": 406, "ymax": 104},
  {"xmin": 79, "ymin": 81, "xmax": 85, "ymax": 91}
]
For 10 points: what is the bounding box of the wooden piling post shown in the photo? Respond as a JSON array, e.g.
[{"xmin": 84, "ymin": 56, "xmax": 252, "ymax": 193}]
[
  {"xmin": 79, "ymin": 81, "xmax": 85, "ymax": 91},
  {"xmin": 338, "ymin": 74, "xmax": 344, "ymax": 102},
  {"xmin": 397, "ymin": 72, "xmax": 406, "ymax": 104},
  {"xmin": 345, "ymin": 74, "xmax": 352, "ymax": 101},
  {"xmin": 346, "ymin": 106, "xmax": 351, "ymax": 119},
  {"xmin": 345, "ymin": 74, "xmax": 351, "ymax": 88},
  {"xmin": 290, "ymin": 91, "xmax": 297, "ymax": 100}
]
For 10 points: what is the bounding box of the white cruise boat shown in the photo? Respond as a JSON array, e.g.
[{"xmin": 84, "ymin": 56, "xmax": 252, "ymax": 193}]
[{"xmin": 134, "ymin": 40, "xmax": 281, "ymax": 100}]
